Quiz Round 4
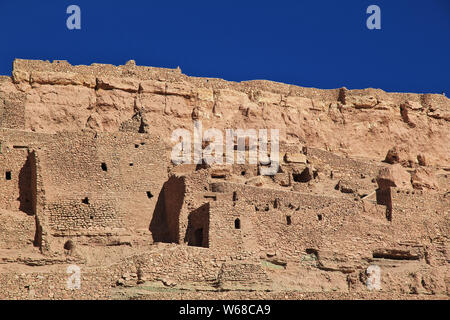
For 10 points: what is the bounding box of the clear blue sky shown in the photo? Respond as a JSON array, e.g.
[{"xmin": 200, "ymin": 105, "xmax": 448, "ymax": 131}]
[{"xmin": 0, "ymin": 0, "xmax": 449, "ymax": 93}]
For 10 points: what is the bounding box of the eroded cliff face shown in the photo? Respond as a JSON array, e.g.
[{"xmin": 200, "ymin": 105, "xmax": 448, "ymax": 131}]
[
  {"xmin": 1, "ymin": 59, "xmax": 449, "ymax": 167},
  {"xmin": 0, "ymin": 59, "xmax": 449, "ymax": 300}
]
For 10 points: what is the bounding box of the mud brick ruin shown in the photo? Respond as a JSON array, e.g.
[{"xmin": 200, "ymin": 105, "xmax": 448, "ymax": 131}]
[{"xmin": 0, "ymin": 59, "xmax": 448, "ymax": 299}]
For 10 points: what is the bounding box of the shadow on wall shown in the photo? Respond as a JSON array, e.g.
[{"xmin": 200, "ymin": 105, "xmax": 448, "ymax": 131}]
[
  {"xmin": 183, "ymin": 203, "xmax": 210, "ymax": 248},
  {"xmin": 149, "ymin": 185, "xmax": 170, "ymax": 242},
  {"xmin": 149, "ymin": 176, "xmax": 186, "ymax": 243},
  {"xmin": 376, "ymin": 188, "xmax": 392, "ymax": 221},
  {"xmin": 18, "ymin": 152, "xmax": 33, "ymax": 215}
]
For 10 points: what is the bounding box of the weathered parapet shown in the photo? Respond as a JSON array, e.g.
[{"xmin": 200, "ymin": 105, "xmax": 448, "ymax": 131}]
[
  {"xmin": 390, "ymin": 187, "xmax": 450, "ymax": 212},
  {"xmin": 0, "ymin": 128, "xmax": 54, "ymax": 147},
  {"xmin": 210, "ymin": 180, "xmax": 348, "ymax": 210},
  {"xmin": 305, "ymin": 146, "xmax": 386, "ymax": 178},
  {"xmin": 12, "ymin": 58, "xmax": 182, "ymax": 85}
]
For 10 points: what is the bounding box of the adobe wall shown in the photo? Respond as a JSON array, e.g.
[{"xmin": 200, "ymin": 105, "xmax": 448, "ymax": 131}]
[
  {"xmin": 183, "ymin": 202, "xmax": 210, "ymax": 247},
  {"xmin": 0, "ymin": 208, "xmax": 35, "ymax": 250},
  {"xmin": 161, "ymin": 175, "xmax": 186, "ymax": 243},
  {"xmin": 38, "ymin": 132, "xmax": 169, "ymax": 237},
  {"xmin": 159, "ymin": 169, "xmax": 265, "ymax": 260},
  {"xmin": 162, "ymin": 169, "xmax": 210, "ymax": 246},
  {"xmin": 208, "ymin": 182, "xmax": 365, "ymax": 259},
  {"xmin": 390, "ymin": 187, "xmax": 450, "ymax": 213},
  {"xmin": 0, "ymin": 76, "xmax": 25, "ymax": 129},
  {"xmin": 0, "ymin": 128, "xmax": 169, "ymax": 245},
  {"xmin": 0, "ymin": 147, "xmax": 33, "ymax": 213},
  {"xmin": 203, "ymin": 181, "xmax": 448, "ymax": 273},
  {"xmin": 0, "ymin": 128, "xmax": 54, "ymax": 147},
  {"xmin": 306, "ymin": 146, "xmax": 387, "ymax": 178},
  {"xmin": 208, "ymin": 200, "xmax": 260, "ymax": 260}
]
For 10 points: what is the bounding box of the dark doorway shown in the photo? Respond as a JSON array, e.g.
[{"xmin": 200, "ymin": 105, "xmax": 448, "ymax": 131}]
[
  {"xmin": 191, "ymin": 228, "xmax": 203, "ymax": 247},
  {"xmin": 18, "ymin": 153, "xmax": 34, "ymax": 215},
  {"xmin": 286, "ymin": 216, "xmax": 292, "ymax": 225},
  {"xmin": 184, "ymin": 203, "xmax": 210, "ymax": 248},
  {"xmin": 292, "ymin": 167, "xmax": 312, "ymax": 183}
]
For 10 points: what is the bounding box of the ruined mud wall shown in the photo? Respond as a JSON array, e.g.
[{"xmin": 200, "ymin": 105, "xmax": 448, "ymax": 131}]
[
  {"xmin": 210, "ymin": 182, "xmax": 365, "ymax": 260},
  {"xmin": 0, "ymin": 147, "xmax": 33, "ymax": 213},
  {"xmin": 208, "ymin": 200, "xmax": 259, "ymax": 260},
  {"xmin": 39, "ymin": 132, "xmax": 168, "ymax": 236},
  {"xmin": 207, "ymin": 181, "xmax": 448, "ymax": 271},
  {"xmin": 161, "ymin": 175, "xmax": 186, "ymax": 243},
  {"xmin": 0, "ymin": 128, "xmax": 168, "ymax": 239}
]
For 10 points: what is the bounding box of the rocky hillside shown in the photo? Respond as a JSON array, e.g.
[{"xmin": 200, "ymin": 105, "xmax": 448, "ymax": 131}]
[{"xmin": 1, "ymin": 59, "xmax": 449, "ymax": 167}]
